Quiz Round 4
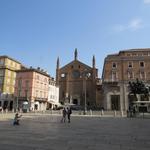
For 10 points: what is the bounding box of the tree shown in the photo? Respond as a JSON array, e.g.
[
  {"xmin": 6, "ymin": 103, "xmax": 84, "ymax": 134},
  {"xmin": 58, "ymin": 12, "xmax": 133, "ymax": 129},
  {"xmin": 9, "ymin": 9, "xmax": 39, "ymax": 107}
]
[{"xmin": 129, "ymin": 78, "xmax": 149, "ymax": 101}]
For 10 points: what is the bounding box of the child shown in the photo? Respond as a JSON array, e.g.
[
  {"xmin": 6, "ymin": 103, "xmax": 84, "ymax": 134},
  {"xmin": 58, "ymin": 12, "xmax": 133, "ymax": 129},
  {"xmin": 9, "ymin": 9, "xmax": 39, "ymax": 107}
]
[{"xmin": 13, "ymin": 113, "xmax": 22, "ymax": 125}]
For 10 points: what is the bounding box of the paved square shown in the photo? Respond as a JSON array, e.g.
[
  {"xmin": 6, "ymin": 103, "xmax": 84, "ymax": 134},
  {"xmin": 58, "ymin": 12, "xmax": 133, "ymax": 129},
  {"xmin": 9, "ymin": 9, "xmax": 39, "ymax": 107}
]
[{"xmin": 0, "ymin": 115, "xmax": 150, "ymax": 150}]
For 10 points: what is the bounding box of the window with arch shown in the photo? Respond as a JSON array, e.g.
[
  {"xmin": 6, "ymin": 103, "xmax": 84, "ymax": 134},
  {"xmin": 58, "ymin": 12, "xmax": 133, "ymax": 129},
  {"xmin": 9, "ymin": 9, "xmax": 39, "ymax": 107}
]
[
  {"xmin": 139, "ymin": 61, "xmax": 145, "ymax": 68},
  {"xmin": 112, "ymin": 62, "xmax": 117, "ymax": 68},
  {"xmin": 61, "ymin": 73, "xmax": 66, "ymax": 78}
]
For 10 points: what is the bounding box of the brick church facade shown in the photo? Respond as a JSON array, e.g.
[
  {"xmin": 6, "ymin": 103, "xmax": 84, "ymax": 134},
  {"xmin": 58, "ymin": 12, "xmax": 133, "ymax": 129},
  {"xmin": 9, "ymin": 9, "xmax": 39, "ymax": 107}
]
[{"xmin": 56, "ymin": 49, "xmax": 102, "ymax": 109}]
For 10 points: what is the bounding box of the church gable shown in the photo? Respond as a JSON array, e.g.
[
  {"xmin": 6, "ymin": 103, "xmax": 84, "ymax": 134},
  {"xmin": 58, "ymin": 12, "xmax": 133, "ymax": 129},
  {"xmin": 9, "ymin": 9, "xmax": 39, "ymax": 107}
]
[{"xmin": 60, "ymin": 60, "xmax": 92, "ymax": 72}]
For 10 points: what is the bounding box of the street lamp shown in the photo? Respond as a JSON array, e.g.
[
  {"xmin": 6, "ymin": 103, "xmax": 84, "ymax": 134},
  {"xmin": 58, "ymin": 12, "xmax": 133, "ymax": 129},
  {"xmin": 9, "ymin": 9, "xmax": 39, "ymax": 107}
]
[
  {"xmin": 82, "ymin": 70, "xmax": 91, "ymax": 115},
  {"xmin": 16, "ymin": 78, "xmax": 21, "ymax": 112},
  {"xmin": 0, "ymin": 88, "xmax": 1, "ymax": 107}
]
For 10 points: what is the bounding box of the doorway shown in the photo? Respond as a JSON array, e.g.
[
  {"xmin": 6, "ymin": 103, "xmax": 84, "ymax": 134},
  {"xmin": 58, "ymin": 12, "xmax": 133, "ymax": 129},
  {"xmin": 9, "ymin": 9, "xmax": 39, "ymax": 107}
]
[
  {"xmin": 73, "ymin": 99, "xmax": 78, "ymax": 105},
  {"xmin": 111, "ymin": 95, "xmax": 120, "ymax": 110},
  {"xmin": 3, "ymin": 101, "xmax": 8, "ymax": 110},
  {"xmin": 9, "ymin": 101, "xmax": 13, "ymax": 111}
]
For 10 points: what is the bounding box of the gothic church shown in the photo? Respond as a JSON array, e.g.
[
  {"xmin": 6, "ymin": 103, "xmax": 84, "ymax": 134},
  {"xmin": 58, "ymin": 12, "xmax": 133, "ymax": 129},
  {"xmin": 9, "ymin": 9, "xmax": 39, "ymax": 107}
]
[{"xmin": 56, "ymin": 49, "xmax": 102, "ymax": 108}]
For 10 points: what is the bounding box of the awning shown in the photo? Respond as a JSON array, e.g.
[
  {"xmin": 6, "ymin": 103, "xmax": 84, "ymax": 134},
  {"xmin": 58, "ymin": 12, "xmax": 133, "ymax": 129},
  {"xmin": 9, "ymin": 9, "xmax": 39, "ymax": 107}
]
[
  {"xmin": 35, "ymin": 101, "xmax": 39, "ymax": 105},
  {"xmin": 23, "ymin": 101, "xmax": 28, "ymax": 105},
  {"xmin": 48, "ymin": 101, "xmax": 62, "ymax": 106}
]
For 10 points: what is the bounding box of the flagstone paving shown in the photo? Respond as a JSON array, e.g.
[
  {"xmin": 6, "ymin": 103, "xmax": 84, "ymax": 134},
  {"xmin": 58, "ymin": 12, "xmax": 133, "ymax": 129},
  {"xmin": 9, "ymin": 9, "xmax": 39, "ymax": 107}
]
[{"xmin": 0, "ymin": 115, "xmax": 150, "ymax": 150}]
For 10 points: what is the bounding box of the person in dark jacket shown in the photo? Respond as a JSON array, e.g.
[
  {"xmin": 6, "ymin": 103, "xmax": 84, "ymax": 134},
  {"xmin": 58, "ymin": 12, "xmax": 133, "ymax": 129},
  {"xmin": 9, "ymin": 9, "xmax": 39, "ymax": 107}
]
[
  {"xmin": 66, "ymin": 107, "xmax": 72, "ymax": 123},
  {"xmin": 61, "ymin": 108, "xmax": 67, "ymax": 123}
]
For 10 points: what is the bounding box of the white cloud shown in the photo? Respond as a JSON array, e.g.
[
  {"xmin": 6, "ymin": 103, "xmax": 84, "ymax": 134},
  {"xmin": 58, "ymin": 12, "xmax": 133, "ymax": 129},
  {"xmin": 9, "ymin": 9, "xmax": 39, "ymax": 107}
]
[
  {"xmin": 144, "ymin": 0, "xmax": 150, "ymax": 4},
  {"xmin": 128, "ymin": 18, "xmax": 143, "ymax": 30},
  {"xmin": 113, "ymin": 18, "xmax": 143, "ymax": 32}
]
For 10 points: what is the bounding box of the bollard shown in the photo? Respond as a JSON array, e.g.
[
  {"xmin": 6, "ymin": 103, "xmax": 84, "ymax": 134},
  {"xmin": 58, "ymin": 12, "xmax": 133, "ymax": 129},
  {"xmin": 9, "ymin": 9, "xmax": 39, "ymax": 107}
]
[
  {"xmin": 121, "ymin": 110, "xmax": 124, "ymax": 117},
  {"xmin": 90, "ymin": 109, "xmax": 92, "ymax": 116},
  {"xmin": 114, "ymin": 110, "xmax": 116, "ymax": 117},
  {"xmin": 51, "ymin": 109, "xmax": 53, "ymax": 115},
  {"xmin": 101, "ymin": 109, "xmax": 104, "ymax": 116},
  {"xmin": 79, "ymin": 110, "xmax": 81, "ymax": 115}
]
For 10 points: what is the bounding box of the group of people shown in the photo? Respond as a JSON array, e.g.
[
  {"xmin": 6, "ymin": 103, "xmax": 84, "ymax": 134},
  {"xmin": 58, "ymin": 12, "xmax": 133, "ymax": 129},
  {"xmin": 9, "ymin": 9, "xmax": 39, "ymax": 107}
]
[
  {"xmin": 61, "ymin": 107, "xmax": 72, "ymax": 123},
  {"xmin": 13, "ymin": 107, "xmax": 72, "ymax": 126}
]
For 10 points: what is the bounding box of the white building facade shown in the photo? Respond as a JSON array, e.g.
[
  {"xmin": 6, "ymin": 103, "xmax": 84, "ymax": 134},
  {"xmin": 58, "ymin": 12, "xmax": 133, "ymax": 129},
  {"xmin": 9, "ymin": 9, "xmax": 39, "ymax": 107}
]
[{"xmin": 47, "ymin": 78, "xmax": 60, "ymax": 109}]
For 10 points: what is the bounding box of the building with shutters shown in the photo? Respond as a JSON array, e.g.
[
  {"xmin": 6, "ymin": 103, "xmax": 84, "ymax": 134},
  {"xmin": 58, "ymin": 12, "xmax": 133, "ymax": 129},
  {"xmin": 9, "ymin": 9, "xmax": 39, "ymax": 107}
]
[
  {"xmin": 0, "ymin": 56, "xmax": 22, "ymax": 110},
  {"xmin": 102, "ymin": 49, "xmax": 150, "ymax": 111}
]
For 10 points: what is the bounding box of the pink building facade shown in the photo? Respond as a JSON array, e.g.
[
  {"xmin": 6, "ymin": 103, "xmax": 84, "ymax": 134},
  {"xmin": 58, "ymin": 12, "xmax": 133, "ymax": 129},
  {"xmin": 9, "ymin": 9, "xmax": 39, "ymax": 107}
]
[{"xmin": 15, "ymin": 68, "xmax": 50, "ymax": 111}]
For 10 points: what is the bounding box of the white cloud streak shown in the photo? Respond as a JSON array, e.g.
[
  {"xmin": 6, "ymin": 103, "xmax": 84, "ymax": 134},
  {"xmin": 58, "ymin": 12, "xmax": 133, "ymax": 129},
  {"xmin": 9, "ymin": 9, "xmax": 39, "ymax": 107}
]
[
  {"xmin": 144, "ymin": 0, "xmax": 150, "ymax": 4},
  {"xmin": 113, "ymin": 18, "xmax": 143, "ymax": 32}
]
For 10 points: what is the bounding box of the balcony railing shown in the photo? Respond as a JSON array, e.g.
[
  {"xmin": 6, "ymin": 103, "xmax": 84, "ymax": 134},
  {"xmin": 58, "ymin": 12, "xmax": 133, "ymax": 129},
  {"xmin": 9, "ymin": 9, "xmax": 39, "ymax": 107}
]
[{"xmin": 103, "ymin": 79, "xmax": 119, "ymax": 84}]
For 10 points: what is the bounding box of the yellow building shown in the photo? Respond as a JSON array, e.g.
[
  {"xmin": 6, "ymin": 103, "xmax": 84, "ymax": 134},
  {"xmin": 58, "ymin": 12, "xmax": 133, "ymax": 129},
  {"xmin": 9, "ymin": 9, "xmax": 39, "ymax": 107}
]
[{"xmin": 0, "ymin": 56, "xmax": 22, "ymax": 110}]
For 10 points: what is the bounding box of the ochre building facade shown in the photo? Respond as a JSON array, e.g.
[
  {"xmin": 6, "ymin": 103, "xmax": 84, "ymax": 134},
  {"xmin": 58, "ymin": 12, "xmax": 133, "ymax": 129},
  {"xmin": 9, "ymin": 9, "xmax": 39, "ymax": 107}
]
[
  {"xmin": 0, "ymin": 56, "xmax": 22, "ymax": 110},
  {"xmin": 102, "ymin": 49, "xmax": 150, "ymax": 111}
]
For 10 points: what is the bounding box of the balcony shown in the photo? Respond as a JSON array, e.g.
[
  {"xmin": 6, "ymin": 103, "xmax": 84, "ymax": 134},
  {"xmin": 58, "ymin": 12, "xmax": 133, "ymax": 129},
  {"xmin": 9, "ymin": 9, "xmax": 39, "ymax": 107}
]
[{"xmin": 103, "ymin": 79, "xmax": 119, "ymax": 85}]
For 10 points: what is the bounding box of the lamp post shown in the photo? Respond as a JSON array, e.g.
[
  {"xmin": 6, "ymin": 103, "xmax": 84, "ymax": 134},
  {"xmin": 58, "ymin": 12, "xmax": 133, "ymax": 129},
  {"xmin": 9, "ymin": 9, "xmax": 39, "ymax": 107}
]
[
  {"xmin": 16, "ymin": 95, "xmax": 18, "ymax": 112},
  {"xmin": 84, "ymin": 76, "xmax": 87, "ymax": 115},
  {"xmin": 17, "ymin": 78, "xmax": 21, "ymax": 112},
  {"xmin": 0, "ymin": 88, "xmax": 1, "ymax": 107},
  {"xmin": 83, "ymin": 70, "xmax": 90, "ymax": 115},
  {"xmin": 16, "ymin": 87, "xmax": 20, "ymax": 112}
]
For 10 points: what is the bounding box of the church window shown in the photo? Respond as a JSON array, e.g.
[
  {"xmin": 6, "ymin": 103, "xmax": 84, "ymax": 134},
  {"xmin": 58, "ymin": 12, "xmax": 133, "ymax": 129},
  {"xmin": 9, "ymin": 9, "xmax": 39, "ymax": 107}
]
[
  {"xmin": 61, "ymin": 73, "xmax": 66, "ymax": 78},
  {"xmin": 71, "ymin": 65, "xmax": 74, "ymax": 69}
]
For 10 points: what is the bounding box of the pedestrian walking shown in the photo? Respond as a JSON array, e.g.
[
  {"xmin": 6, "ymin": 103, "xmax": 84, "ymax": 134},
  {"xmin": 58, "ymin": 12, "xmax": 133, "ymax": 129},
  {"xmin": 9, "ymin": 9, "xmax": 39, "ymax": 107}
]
[
  {"xmin": 61, "ymin": 108, "xmax": 67, "ymax": 123},
  {"xmin": 66, "ymin": 107, "xmax": 72, "ymax": 123}
]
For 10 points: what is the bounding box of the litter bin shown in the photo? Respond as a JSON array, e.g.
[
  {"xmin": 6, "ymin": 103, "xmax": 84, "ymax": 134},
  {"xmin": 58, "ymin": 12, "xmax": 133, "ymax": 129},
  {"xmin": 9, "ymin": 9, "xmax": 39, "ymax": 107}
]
[
  {"xmin": 22, "ymin": 109, "xmax": 27, "ymax": 113},
  {"xmin": 22, "ymin": 102, "xmax": 29, "ymax": 113}
]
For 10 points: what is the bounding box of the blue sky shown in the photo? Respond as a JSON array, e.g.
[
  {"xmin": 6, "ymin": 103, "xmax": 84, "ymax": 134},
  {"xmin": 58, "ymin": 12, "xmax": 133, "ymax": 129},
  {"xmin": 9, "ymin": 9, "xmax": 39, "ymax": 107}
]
[{"xmin": 0, "ymin": 0, "xmax": 150, "ymax": 77}]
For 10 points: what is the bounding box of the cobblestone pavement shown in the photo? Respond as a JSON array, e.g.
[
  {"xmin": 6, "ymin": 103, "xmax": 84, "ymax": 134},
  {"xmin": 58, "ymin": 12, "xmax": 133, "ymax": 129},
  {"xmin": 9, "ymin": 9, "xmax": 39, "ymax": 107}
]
[{"xmin": 0, "ymin": 115, "xmax": 150, "ymax": 150}]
